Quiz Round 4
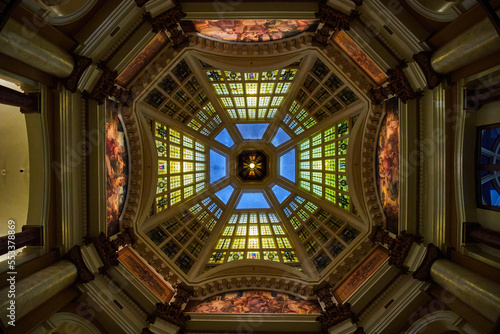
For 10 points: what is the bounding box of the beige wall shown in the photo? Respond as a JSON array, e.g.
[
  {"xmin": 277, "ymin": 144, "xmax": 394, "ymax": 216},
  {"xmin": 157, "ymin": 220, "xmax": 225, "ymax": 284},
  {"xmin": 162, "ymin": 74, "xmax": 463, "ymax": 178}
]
[{"xmin": 0, "ymin": 79, "xmax": 29, "ymax": 235}]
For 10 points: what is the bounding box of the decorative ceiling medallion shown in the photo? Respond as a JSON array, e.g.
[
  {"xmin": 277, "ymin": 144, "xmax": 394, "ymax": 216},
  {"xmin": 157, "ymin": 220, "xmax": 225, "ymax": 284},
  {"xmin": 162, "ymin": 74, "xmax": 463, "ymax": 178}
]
[{"xmin": 238, "ymin": 150, "xmax": 268, "ymax": 181}]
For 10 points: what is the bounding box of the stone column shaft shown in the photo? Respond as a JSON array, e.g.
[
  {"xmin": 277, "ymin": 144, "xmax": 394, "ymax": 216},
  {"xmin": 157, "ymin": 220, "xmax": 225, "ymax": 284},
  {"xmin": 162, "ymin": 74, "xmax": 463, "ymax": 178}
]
[
  {"xmin": 430, "ymin": 259, "xmax": 500, "ymax": 323},
  {"xmin": 431, "ymin": 9, "xmax": 500, "ymax": 74},
  {"xmin": 0, "ymin": 260, "xmax": 77, "ymax": 326},
  {"xmin": 0, "ymin": 19, "xmax": 74, "ymax": 77},
  {"xmin": 0, "ymin": 226, "xmax": 42, "ymax": 255}
]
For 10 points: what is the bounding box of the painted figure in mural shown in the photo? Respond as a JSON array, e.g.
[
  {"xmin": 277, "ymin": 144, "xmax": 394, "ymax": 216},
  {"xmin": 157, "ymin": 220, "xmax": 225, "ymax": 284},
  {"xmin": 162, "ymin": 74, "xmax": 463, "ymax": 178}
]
[
  {"xmin": 187, "ymin": 290, "xmax": 322, "ymax": 314},
  {"xmin": 376, "ymin": 100, "xmax": 400, "ymax": 234},
  {"xmin": 105, "ymin": 106, "xmax": 128, "ymax": 236},
  {"xmin": 193, "ymin": 20, "xmax": 317, "ymax": 42}
]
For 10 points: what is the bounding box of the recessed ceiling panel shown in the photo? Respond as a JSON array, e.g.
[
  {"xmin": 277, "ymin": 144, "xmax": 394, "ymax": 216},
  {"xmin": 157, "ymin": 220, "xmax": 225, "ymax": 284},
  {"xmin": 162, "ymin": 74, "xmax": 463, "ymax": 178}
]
[
  {"xmin": 210, "ymin": 149, "xmax": 228, "ymax": 183},
  {"xmin": 271, "ymin": 127, "xmax": 291, "ymax": 147},
  {"xmin": 236, "ymin": 192, "xmax": 270, "ymax": 209},
  {"xmin": 215, "ymin": 185, "xmax": 235, "ymax": 204},
  {"xmin": 271, "ymin": 185, "xmax": 291, "ymax": 203},
  {"xmin": 279, "ymin": 149, "xmax": 296, "ymax": 182},
  {"xmin": 214, "ymin": 128, "xmax": 235, "ymax": 147},
  {"xmin": 236, "ymin": 123, "xmax": 269, "ymax": 139}
]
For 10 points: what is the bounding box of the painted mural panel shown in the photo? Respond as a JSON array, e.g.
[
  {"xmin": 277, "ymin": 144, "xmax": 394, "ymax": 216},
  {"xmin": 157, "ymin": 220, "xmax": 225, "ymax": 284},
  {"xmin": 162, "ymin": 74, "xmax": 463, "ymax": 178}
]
[
  {"xmin": 186, "ymin": 290, "xmax": 322, "ymax": 314},
  {"xmin": 192, "ymin": 19, "xmax": 318, "ymax": 42},
  {"xmin": 106, "ymin": 100, "xmax": 128, "ymax": 236},
  {"xmin": 376, "ymin": 98, "xmax": 400, "ymax": 234},
  {"xmin": 334, "ymin": 247, "xmax": 388, "ymax": 303},
  {"xmin": 332, "ymin": 31, "xmax": 387, "ymax": 85},
  {"xmin": 118, "ymin": 247, "xmax": 174, "ymax": 302},
  {"xmin": 116, "ymin": 32, "xmax": 169, "ymax": 87}
]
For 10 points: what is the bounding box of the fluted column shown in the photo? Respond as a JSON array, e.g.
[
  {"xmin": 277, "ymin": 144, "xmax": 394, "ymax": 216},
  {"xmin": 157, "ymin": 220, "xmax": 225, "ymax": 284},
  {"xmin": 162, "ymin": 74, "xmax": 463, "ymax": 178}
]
[
  {"xmin": 0, "ymin": 260, "xmax": 77, "ymax": 326},
  {"xmin": 0, "ymin": 19, "xmax": 74, "ymax": 77},
  {"xmin": 0, "ymin": 225, "xmax": 42, "ymax": 255}
]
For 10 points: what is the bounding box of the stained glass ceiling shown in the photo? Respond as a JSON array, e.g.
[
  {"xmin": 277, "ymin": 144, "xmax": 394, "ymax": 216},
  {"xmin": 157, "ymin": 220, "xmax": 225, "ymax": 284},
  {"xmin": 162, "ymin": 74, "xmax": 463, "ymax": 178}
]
[{"xmin": 142, "ymin": 52, "xmax": 366, "ymax": 280}]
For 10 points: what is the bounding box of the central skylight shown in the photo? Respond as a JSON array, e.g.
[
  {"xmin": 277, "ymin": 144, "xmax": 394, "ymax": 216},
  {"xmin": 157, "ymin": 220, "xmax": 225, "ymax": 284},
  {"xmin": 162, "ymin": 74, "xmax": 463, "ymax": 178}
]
[{"xmin": 143, "ymin": 52, "xmax": 366, "ymax": 280}]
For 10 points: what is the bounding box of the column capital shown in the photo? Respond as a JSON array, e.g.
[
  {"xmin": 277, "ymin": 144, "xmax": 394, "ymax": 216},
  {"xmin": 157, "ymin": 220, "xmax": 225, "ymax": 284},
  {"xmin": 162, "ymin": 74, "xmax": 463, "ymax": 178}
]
[
  {"xmin": 413, "ymin": 243, "xmax": 443, "ymax": 282},
  {"xmin": 371, "ymin": 228, "xmax": 423, "ymax": 273},
  {"xmin": 63, "ymin": 245, "xmax": 95, "ymax": 283},
  {"xmin": 62, "ymin": 54, "xmax": 92, "ymax": 93},
  {"xmin": 86, "ymin": 66, "xmax": 134, "ymax": 106},
  {"xmin": 88, "ymin": 229, "xmax": 137, "ymax": 274},
  {"xmin": 313, "ymin": 1, "xmax": 359, "ymax": 47},
  {"xmin": 313, "ymin": 281, "xmax": 336, "ymax": 310},
  {"xmin": 413, "ymin": 51, "xmax": 443, "ymax": 90},
  {"xmin": 147, "ymin": 4, "xmax": 188, "ymax": 49},
  {"xmin": 369, "ymin": 62, "xmax": 422, "ymax": 105},
  {"xmin": 316, "ymin": 303, "xmax": 357, "ymax": 333}
]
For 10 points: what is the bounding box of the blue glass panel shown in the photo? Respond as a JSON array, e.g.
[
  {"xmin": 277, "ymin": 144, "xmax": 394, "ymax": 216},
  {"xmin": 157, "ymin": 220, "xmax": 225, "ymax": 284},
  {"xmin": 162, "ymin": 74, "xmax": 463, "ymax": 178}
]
[
  {"xmin": 271, "ymin": 185, "xmax": 291, "ymax": 203},
  {"xmin": 210, "ymin": 150, "xmax": 227, "ymax": 183},
  {"xmin": 271, "ymin": 127, "xmax": 291, "ymax": 146},
  {"xmin": 215, "ymin": 185, "xmax": 235, "ymax": 204},
  {"xmin": 215, "ymin": 128, "xmax": 234, "ymax": 147},
  {"xmin": 236, "ymin": 123, "xmax": 269, "ymax": 139},
  {"xmin": 236, "ymin": 192, "xmax": 270, "ymax": 209},
  {"xmin": 280, "ymin": 149, "xmax": 296, "ymax": 182}
]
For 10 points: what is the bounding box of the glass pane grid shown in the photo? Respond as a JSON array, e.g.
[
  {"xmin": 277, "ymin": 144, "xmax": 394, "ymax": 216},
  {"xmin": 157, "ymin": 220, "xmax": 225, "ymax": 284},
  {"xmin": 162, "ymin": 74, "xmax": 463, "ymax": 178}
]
[
  {"xmin": 281, "ymin": 195, "xmax": 360, "ymax": 272},
  {"xmin": 145, "ymin": 60, "xmax": 223, "ymax": 138},
  {"xmin": 205, "ymin": 64, "xmax": 299, "ymax": 121},
  {"xmin": 209, "ymin": 212, "xmax": 298, "ymax": 264},
  {"xmin": 154, "ymin": 122, "xmax": 207, "ymax": 212},
  {"xmin": 146, "ymin": 195, "xmax": 224, "ymax": 273},
  {"xmin": 283, "ymin": 57, "xmax": 358, "ymax": 136},
  {"xmin": 297, "ymin": 118, "xmax": 352, "ymax": 212}
]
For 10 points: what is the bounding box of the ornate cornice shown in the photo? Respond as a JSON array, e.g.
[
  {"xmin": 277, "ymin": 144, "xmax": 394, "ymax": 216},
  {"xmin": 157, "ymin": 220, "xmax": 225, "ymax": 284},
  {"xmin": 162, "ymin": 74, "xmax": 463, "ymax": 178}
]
[
  {"xmin": 64, "ymin": 245, "xmax": 95, "ymax": 283},
  {"xmin": 413, "ymin": 243, "xmax": 443, "ymax": 282},
  {"xmin": 369, "ymin": 62, "xmax": 422, "ymax": 105},
  {"xmin": 147, "ymin": 5, "xmax": 188, "ymax": 49},
  {"xmin": 62, "ymin": 54, "xmax": 92, "ymax": 93},
  {"xmin": 313, "ymin": 1, "xmax": 359, "ymax": 46},
  {"xmin": 88, "ymin": 229, "xmax": 137, "ymax": 274},
  {"xmin": 413, "ymin": 51, "xmax": 442, "ymax": 90},
  {"xmin": 316, "ymin": 303, "xmax": 356, "ymax": 333}
]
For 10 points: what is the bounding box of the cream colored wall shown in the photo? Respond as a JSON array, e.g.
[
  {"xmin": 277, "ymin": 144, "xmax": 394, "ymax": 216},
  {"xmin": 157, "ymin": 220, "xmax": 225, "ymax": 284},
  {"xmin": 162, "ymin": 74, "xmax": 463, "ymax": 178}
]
[{"xmin": 0, "ymin": 79, "xmax": 29, "ymax": 234}]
